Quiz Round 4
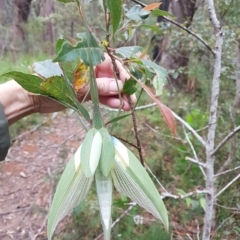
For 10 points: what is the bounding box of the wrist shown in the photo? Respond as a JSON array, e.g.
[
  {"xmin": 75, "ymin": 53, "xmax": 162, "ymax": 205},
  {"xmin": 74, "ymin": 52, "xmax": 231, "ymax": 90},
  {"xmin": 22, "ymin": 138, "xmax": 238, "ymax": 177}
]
[{"xmin": 0, "ymin": 80, "xmax": 37, "ymax": 125}]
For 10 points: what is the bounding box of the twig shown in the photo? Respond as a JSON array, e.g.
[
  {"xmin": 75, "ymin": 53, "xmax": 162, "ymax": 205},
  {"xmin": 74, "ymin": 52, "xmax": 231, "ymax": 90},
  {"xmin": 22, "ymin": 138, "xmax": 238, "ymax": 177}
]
[
  {"xmin": 0, "ymin": 205, "xmax": 30, "ymax": 216},
  {"xmin": 215, "ymin": 165, "xmax": 240, "ymax": 177},
  {"xmin": 212, "ymin": 213, "xmax": 236, "ymax": 237},
  {"xmin": 185, "ymin": 157, "xmax": 206, "ymax": 168},
  {"xmin": 112, "ymin": 134, "xmax": 138, "ymax": 149},
  {"xmin": 183, "ymin": 127, "xmax": 206, "ymax": 177},
  {"xmin": 131, "ymin": 0, "xmax": 215, "ymax": 55},
  {"xmin": 215, "ymin": 203, "xmax": 240, "ymax": 211},
  {"xmin": 171, "ymin": 111, "xmax": 206, "ymax": 146},
  {"xmin": 212, "ymin": 126, "xmax": 240, "ymax": 156},
  {"xmin": 101, "ymin": 102, "xmax": 206, "ymax": 146},
  {"xmin": 105, "ymin": 47, "xmax": 144, "ymax": 165},
  {"xmin": 144, "ymin": 163, "xmax": 168, "ymax": 193},
  {"xmin": 162, "ymin": 189, "xmax": 209, "ymax": 200},
  {"xmin": 127, "ymin": 96, "xmax": 144, "ymax": 165},
  {"xmin": 214, "ymin": 173, "xmax": 240, "ymax": 199}
]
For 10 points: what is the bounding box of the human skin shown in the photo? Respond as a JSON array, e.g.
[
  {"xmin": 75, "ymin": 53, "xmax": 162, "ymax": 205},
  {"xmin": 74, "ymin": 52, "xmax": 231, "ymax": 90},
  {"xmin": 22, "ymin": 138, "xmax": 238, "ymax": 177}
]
[{"xmin": 0, "ymin": 55, "xmax": 136, "ymax": 125}]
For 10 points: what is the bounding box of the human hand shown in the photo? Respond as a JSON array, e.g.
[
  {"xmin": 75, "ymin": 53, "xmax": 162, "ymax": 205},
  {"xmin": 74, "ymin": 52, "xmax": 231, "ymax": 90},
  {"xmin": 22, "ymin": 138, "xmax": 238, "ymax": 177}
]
[
  {"xmin": 78, "ymin": 53, "xmax": 136, "ymax": 110},
  {"xmin": 0, "ymin": 54, "xmax": 136, "ymax": 124},
  {"xmin": 36, "ymin": 53, "xmax": 136, "ymax": 114}
]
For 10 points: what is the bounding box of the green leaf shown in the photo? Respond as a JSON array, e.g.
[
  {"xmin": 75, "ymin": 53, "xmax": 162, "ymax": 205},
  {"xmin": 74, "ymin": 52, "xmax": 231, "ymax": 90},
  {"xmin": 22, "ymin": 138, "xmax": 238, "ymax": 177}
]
[
  {"xmin": 2, "ymin": 72, "xmax": 48, "ymax": 96},
  {"xmin": 99, "ymin": 128, "xmax": 115, "ymax": 177},
  {"xmin": 54, "ymin": 32, "xmax": 105, "ymax": 66},
  {"xmin": 141, "ymin": 24, "xmax": 162, "ymax": 35},
  {"xmin": 33, "ymin": 59, "xmax": 63, "ymax": 78},
  {"xmin": 115, "ymin": 46, "xmax": 143, "ymax": 58},
  {"xmin": 56, "ymin": 38, "xmax": 66, "ymax": 54},
  {"xmin": 59, "ymin": 59, "xmax": 80, "ymax": 84},
  {"xmin": 106, "ymin": 113, "xmax": 131, "ymax": 124},
  {"xmin": 40, "ymin": 76, "xmax": 90, "ymax": 120},
  {"xmin": 151, "ymin": 9, "xmax": 173, "ymax": 18},
  {"xmin": 200, "ymin": 197, "xmax": 206, "ymax": 211},
  {"xmin": 123, "ymin": 78, "xmax": 137, "ymax": 96},
  {"xmin": 111, "ymin": 137, "xmax": 169, "ymax": 230},
  {"xmin": 107, "ymin": 0, "xmax": 122, "ymax": 35},
  {"xmin": 47, "ymin": 144, "xmax": 93, "ymax": 240},
  {"xmin": 81, "ymin": 129, "xmax": 102, "ymax": 177},
  {"xmin": 139, "ymin": 9, "xmax": 150, "ymax": 19},
  {"xmin": 125, "ymin": 5, "xmax": 142, "ymax": 21},
  {"xmin": 141, "ymin": 59, "xmax": 168, "ymax": 96},
  {"xmin": 41, "ymin": 76, "xmax": 78, "ymax": 109}
]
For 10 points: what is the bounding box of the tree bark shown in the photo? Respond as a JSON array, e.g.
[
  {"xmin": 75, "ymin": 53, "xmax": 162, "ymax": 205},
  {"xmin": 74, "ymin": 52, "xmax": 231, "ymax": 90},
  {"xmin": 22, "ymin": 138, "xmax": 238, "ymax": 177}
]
[
  {"xmin": 12, "ymin": 0, "xmax": 32, "ymax": 49},
  {"xmin": 44, "ymin": 0, "xmax": 54, "ymax": 54},
  {"xmin": 153, "ymin": 0, "xmax": 197, "ymax": 88}
]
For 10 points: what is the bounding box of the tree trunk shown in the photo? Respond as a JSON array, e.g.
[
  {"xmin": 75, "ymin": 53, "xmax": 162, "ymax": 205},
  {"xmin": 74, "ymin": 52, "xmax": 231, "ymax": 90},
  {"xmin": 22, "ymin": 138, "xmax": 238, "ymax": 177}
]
[
  {"xmin": 12, "ymin": 0, "xmax": 32, "ymax": 51},
  {"xmin": 45, "ymin": 0, "xmax": 54, "ymax": 54},
  {"xmin": 153, "ymin": 0, "xmax": 197, "ymax": 88}
]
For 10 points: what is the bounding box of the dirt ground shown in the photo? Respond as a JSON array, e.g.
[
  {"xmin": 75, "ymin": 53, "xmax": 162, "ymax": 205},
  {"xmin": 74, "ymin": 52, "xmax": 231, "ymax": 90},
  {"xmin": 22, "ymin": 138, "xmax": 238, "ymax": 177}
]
[{"xmin": 0, "ymin": 112, "xmax": 85, "ymax": 240}]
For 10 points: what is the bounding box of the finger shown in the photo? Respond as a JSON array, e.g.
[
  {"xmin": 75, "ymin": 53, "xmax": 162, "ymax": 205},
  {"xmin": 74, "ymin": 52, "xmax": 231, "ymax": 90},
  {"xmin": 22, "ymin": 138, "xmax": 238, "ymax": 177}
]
[
  {"xmin": 122, "ymin": 93, "xmax": 137, "ymax": 106},
  {"xmin": 96, "ymin": 78, "xmax": 123, "ymax": 96},
  {"xmin": 95, "ymin": 54, "xmax": 130, "ymax": 81},
  {"xmin": 77, "ymin": 78, "xmax": 123, "ymax": 98},
  {"xmin": 99, "ymin": 96, "xmax": 131, "ymax": 111}
]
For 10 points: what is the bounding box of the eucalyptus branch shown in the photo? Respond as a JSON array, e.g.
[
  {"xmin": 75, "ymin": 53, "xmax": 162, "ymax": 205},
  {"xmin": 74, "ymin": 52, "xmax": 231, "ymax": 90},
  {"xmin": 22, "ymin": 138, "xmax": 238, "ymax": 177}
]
[
  {"xmin": 215, "ymin": 165, "xmax": 240, "ymax": 178},
  {"xmin": 112, "ymin": 135, "xmax": 138, "ymax": 149},
  {"xmin": 105, "ymin": 47, "xmax": 144, "ymax": 165},
  {"xmin": 203, "ymin": 0, "xmax": 223, "ymax": 239},
  {"xmin": 214, "ymin": 173, "xmax": 240, "ymax": 199},
  {"xmin": 212, "ymin": 126, "xmax": 240, "ymax": 156},
  {"xmin": 102, "ymin": 99, "xmax": 206, "ymax": 146},
  {"xmin": 131, "ymin": 0, "xmax": 215, "ymax": 55}
]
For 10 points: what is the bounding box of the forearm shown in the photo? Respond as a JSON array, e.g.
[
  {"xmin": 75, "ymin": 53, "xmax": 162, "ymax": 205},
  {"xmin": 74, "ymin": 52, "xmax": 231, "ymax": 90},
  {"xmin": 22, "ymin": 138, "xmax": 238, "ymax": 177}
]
[{"xmin": 0, "ymin": 80, "xmax": 37, "ymax": 125}]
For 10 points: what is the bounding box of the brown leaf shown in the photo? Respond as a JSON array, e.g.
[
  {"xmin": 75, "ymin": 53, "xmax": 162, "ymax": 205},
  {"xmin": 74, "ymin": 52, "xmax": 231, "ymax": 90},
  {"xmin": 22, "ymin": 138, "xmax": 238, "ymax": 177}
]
[
  {"xmin": 142, "ymin": 3, "xmax": 162, "ymax": 11},
  {"xmin": 136, "ymin": 80, "xmax": 176, "ymax": 136}
]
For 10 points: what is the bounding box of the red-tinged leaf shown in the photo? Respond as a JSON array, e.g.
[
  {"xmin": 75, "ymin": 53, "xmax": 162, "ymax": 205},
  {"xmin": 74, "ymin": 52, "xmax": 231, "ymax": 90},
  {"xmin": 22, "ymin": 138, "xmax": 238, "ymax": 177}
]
[
  {"xmin": 136, "ymin": 80, "xmax": 176, "ymax": 136},
  {"xmin": 142, "ymin": 3, "xmax": 162, "ymax": 11}
]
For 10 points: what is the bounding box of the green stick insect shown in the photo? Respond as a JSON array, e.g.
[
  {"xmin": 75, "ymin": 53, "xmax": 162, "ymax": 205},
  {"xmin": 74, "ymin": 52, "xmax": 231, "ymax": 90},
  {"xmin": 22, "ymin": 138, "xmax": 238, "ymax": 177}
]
[{"xmin": 3, "ymin": 8, "xmax": 171, "ymax": 236}]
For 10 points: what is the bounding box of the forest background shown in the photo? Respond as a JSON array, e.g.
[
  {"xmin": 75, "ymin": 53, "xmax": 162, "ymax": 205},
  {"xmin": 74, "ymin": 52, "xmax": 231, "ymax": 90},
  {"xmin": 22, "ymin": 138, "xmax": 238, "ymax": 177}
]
[{"xmin": 0, "ymin": 0, "xmax": 240, "ymax": 239}]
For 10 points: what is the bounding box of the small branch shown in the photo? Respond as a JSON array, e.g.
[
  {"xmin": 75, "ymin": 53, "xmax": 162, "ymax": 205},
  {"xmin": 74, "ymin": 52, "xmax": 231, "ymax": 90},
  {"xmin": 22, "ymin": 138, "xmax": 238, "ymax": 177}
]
[
  {"xmin": 183, "ymin": 127, "xmax": 206, "ymax": 177},
  {"xmin": 212, "ymin": 126, "xmax": 240, "ymax": 156},
  {"xmin": 171, "ymin": 111, "xmax": 206, "ymax": 147},
  {"xmin": 215, "ymin": 165, "xmax": 240, "ymax": 178},
  {"xmin": 127, "ymin": 96, "xmax": 144, "ymax": 165},
  {"xmin": 162, "ymin": 189, "xmax": 209, "ymax": 200},
  {"xmin": 163, "ymin": 16, "xmax": 215, "ymax": 56},
  {"xmin": 131, "ymin": 0, "xmax": 215, "ymax": 55},
  {"xmin": 144, "ymin": 163, "xmax": 168, "ymax": 193},
  {"xmin": 105, "ymin": 47, "xmax": 144, "ymax": 165},
  {"xmin": 112, "ymin": 134, "xmax": 138, "ymax": 149},
  {"xmin": 214, "ymin": 173, "xmax": 240, "ymax": 199},
  {"xmin": 185, "ymin": 157, "xmax": 206, "ymax": 168},
  {"xmin": 102, "ymin": 102, "xmax": 206, "ymax": 146}
]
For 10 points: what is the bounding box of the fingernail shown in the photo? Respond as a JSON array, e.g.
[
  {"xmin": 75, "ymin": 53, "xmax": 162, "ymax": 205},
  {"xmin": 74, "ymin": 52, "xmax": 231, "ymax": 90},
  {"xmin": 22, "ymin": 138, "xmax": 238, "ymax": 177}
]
[{"xmin": 110, "ymin": 80, "xmax": 123, "ymax": 93}]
